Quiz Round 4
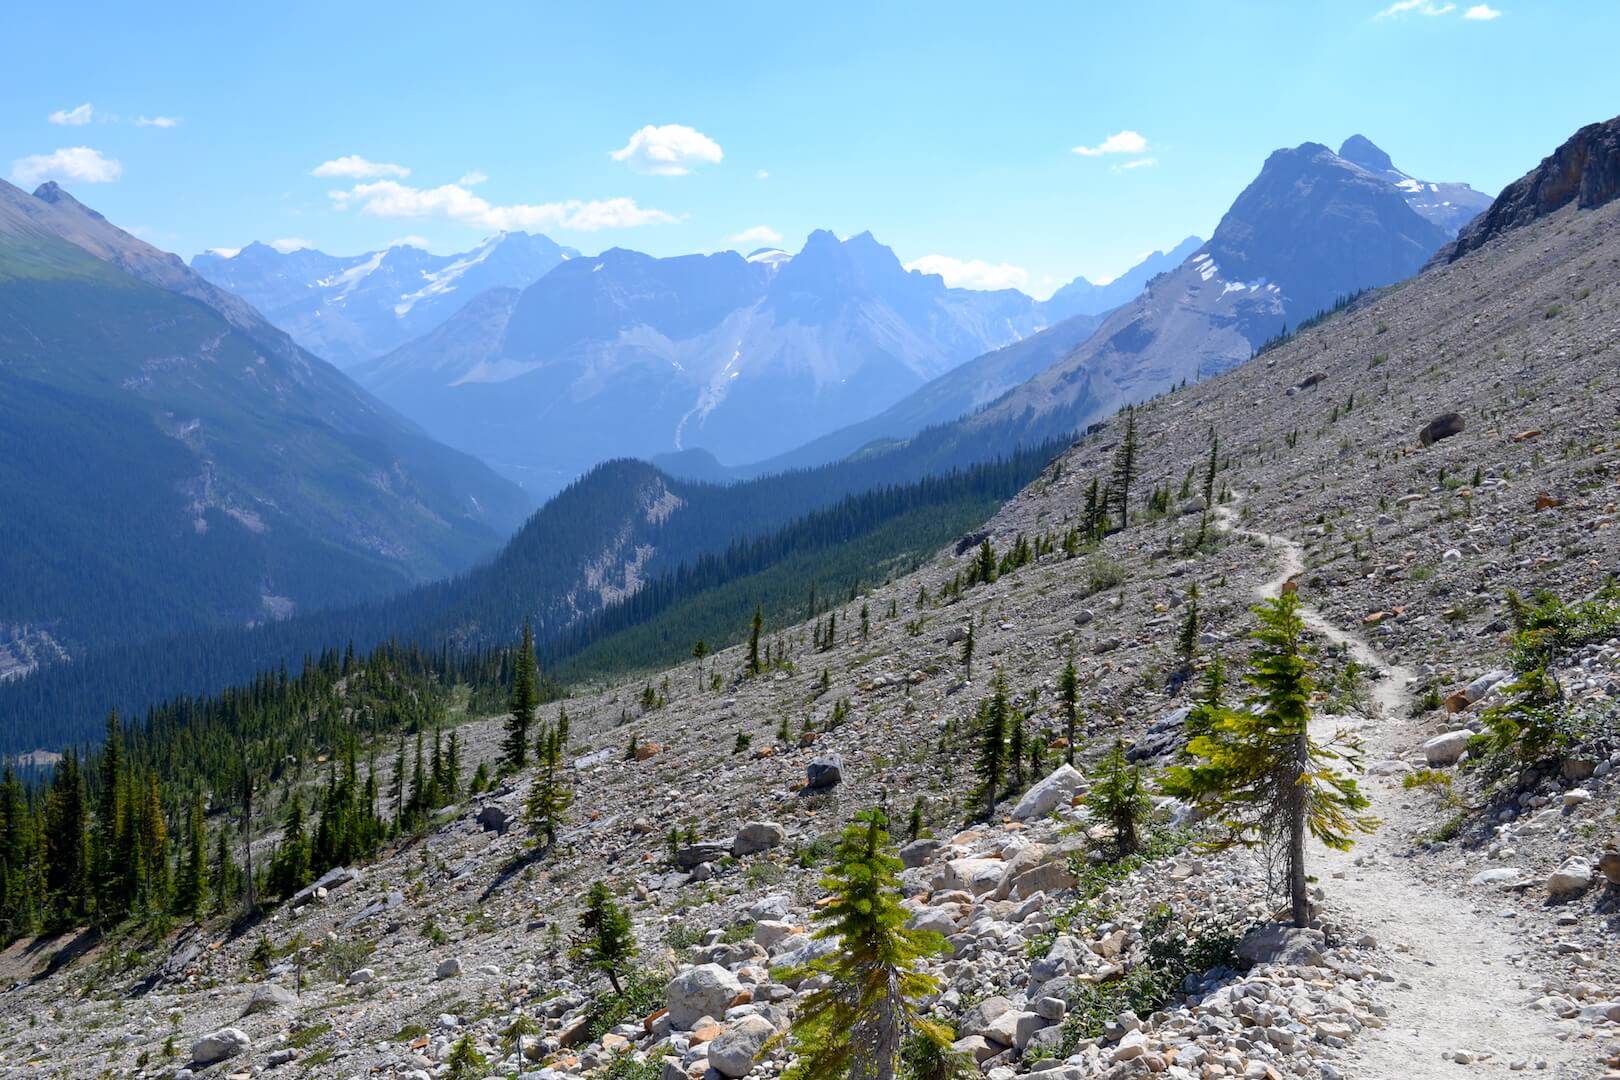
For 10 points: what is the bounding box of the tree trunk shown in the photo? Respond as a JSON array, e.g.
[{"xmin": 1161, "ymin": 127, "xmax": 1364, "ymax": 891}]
[{"xmin": 1289, "ymin": 728, "xmax": 1309, "ymax": 928}]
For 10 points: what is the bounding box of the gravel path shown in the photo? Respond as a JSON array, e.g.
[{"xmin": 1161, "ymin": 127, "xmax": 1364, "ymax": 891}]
[{"xmin": 1225, "ymin": 509, "xmax": 1600, "ymax": 1078}]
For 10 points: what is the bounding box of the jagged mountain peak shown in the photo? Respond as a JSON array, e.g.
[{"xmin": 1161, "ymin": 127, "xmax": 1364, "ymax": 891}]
[
  {"xmin": 1440, "ymin": 113, "xmax": 1620, "ymax": 264},
  {"xmin": 1338, "ymin": 134, "xmax": 1397, "ymax": 175}
]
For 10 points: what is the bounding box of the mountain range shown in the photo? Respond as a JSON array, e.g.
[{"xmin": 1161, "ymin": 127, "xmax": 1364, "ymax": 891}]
[
  {"xmin": 345, "ymin": 230, "xmax": 1051, "ymax": 492},
  {"xmin": 0, "ymin": 179, "xmax": 531, "ymax": 675},
  {"xmin": 192, "ymin": 232, "xmax": 578, "ymax": 368}
]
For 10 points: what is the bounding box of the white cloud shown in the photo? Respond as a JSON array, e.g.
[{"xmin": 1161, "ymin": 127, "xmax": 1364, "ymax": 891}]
[
  {"xmin": 136, "ymin": 116, "xmax": 181, "ymax": 128},
  {"xmin": 330, "ymin": 179, "xmax": 680, "ymax": 232},
  {"xmin": 1112, "ymin": 157, "xmax": 1159, "ymax": 173},
  {"xmin": 1376, "ymin": 0, "xmax": 1456, "ymax": 15},
  {"xmin": 11, "ymin": 147, "xmax": 123, "ymax": 185},
  {"xmin": 905, "ymin": 254, "xmax": 1029, "ymax": 292},
  {"xmin": 206, "ymin": 247, "xmax": 242, "ymax": 258},
  {"xmin": 311, "ymin": 155, "xmax": 411, "ymax": 179},
  {"xmin": 1463, "ymin": 4, "xmax": 1502, "ymax": 17},
  {"xmin": 48, "ymin": 103, "xmax": 94, "ymax": 126},
  {"xmin": 1072, "ymin": 130, "xmax": 1149, "ymax": 157},
  {"xmin": 269, "ymin": 237, "xmax": 312, "ymax": 253},
  {"xmin": 756, "ymin": 169, "xmax": 770, "ymax": 180},
  {"xmin": 728, "ymin": 225, "xmax": 782, "ymax": 246},
  {"xmin": 457, "ymin": 170, "xmax": 489, "ymax": 186},
  {"xmin": 610, "ymin": 124, "xmax": 723, "ymax": 176},
  {"xmin": 387, "ymin": 235, "xmax": 433, "ymax": 249}
]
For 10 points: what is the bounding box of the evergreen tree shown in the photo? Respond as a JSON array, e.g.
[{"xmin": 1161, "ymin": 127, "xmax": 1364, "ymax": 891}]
[
  {"xmin": 0, "ymin": 767, "xmax": 38, "ymax": 940},
  {"xmin": 972, "ymin": 539, "xmax": 997, "ymax": 586},
  {"xmin": 1177, "ymin": 582, "xmax": 1201, "ymax": 667},
  {"xmin": 44, "ymin": 750, "xmax": 89, "ymax": 927},
  {"xmin": 973, "ymin": 675, "xmax": 1011, "ymax": 822},
  {"xmin": 777, "ymin": 810, "xmax": 952, "ymax": 1080},
  {"xmin": 1163, "ymin": 592, "xmax": 1377, "ymax": 926},
  {"xmin": 391, "ymin": 734, "xmax": 406, "ymax": 831},
  {"xmin": 748, "ymin": 606, "xmax": 764, "ymax": 675},
  {"xmin": 573, "ymin": 880, "xmax": 636, "ymax": 995},
  {"xmin": 527, "ymin": 725, "xmax": 572, "ymax": 851},
  {"xmin": 1007, "ymin": 708, "xmax": 1026, "ymax": 792},
  {"xmin": 1058, "ymin": 647, "xmax": 1081, "ymax": 766},
  {"xmin": 692, "ymin": 639, "xmax": 708, "ymax": 688},
  {"xmin": 1087, "ymin": 740, "xmax": 1152, "ymax": 856},
  {"xmin": 92, "ymin": 710, "xmax": 127, "ymax": 923},
  {"xmin": 962, "ymin": 622, "xmax": 975, "ymax": 677},
  {"xmin": 269, "ymin": 796, "xmax": 312, "ymax": 899},
  {"xmin": 504, "ymin": 620, "xmax": 539, "ymax": 771},
  {"xmin": 1196, "ymin": 433, "xmax": 1219, "ymax": 547},
  {"xmin": 211, "ymin": 828, "xmax": 242, "ymax": 918},
  {"xmin": 138, "ymin": 771, "xmax": 170, "ymax": 912},
  {"xmin": 1108, "ymin": 409, "xmax": 1139, "ymax": 529},
  {"xmin": 174, "ymin": 793, "xmax": 207, "ymax": 920}
]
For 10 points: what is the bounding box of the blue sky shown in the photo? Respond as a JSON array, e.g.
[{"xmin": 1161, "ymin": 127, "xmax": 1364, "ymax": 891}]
[{"xmin": 5, "ymin": 1, "xmax": 1616, "ymax": 296}]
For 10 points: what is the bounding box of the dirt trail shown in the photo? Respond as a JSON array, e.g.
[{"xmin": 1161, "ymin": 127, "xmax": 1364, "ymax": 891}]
[{"xmin": 1219, "ymin": 509, "xmax": 1596, "ymax": 1079}]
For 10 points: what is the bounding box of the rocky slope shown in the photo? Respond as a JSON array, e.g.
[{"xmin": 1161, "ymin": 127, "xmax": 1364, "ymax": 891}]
[{"xmin": 4, "ymin": 137, "xmax": 1620, "ymax": 1080}]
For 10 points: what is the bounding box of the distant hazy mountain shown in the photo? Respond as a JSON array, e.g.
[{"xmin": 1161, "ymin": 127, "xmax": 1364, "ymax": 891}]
[
  {"xmin": 0, "ymin": 180, "xmax": 531, "ymax": 672},
  {"xmin": 353, "ymin": 230, "xmax": 1047, "ymax": 493},
  {"xmin": 192, "ymin": 232, "xmax": 576, "ymax": 367},
  {"xmin": 1337, "ymin": 134, "xmax": 1493, "ymax": 235},
  {"xmin": 1041, "ymin": 236, "xmax": 1203, "ymax": 323}
]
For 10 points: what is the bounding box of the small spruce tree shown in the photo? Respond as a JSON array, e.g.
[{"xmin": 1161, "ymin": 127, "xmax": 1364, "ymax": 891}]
[
  {"xmin": 776, "ymin": 810, "xmax": 953, "ymax": 1080},
  {"xmin": 1163, "ymin": 592, "xmax": 1377, "ymax": 926},
  {"xmin": 574, "ymin": 880, "xmax": 636, "ymax": 996},
  {"xmin": 504, "ymin": 620, "xmax": 539, "ymax": 772},
  {"xmin": 1087, "ymin": 739, "xmax": 1152, "ymax": 856}
]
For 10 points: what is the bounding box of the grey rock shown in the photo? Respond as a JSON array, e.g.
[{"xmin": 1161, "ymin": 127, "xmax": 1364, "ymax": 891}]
[
  {"xmin": 707, "ymin": 1014, "xmax": 777, "ymax": 1078},
  {"xmin": 733, "ymin": 821, "xmax": 786, "ymax": 856},
  {"xmin": 805, "ymin": 754, "xmax": 844, "ymax": 790},
  {"xmin": 241, "ymin": 982, "xmax": 296, "ymax": 1016},
  {"xmin": 191, "ymin": 1028, "xmax": 250, "ymax": 1066},
  {"xmin": 666, "ymin": 963, "xmax": 742, "ymax": 1030}
]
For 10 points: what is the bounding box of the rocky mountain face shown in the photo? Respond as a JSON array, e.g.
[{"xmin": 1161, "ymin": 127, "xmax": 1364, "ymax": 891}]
[
  {"xmin": 1040, "ymin": 236, "xmax": 1203, "ymax": 323},
  {"xmin": 1437, "ymin": 112, "xmax": 1620, "ymax": 264},
  {"xmin": 918, "ymin": 138, "xmax": 1459, "ymax": 459},
  {"xmin": 0, "ymin": 179, "xmax": 531, "ymax": 661},
  {"xmin": 12, "ymin": 149, "xmax": 1619, "ymax": 1079},
  {"xmin": 1336, "ymin": 134, "xmax": 1493, "ymax": 235},
  {"xmin": 191, "ymin": 231, "xmax": 577, "ymax": 367},
  {"xmin": 353, "ymin": 230, "xmax": 1048, "ymax": 494}
]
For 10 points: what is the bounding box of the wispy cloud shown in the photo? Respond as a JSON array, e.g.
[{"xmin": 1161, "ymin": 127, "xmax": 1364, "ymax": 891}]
[
  {"xmin": 611, "ymin": 124, "xmax": 724, "ymax": 176},
  {"xmin": 312, "ymin": 155, "xmax": 411, "ymax": 180},
  {"xmin": 1463, "ymin": 4, "xmax": 1502, "ymax": 18},
  {"xmin": 48, "ymin": 103, "xmax": 95, "ymax": 126},
  {"xmin": 457, "ymin": 170, "xmax": 489, "ymax": 186},
  {"xmin": 1072, "ymin": 130, "xmax": 1149, "ymax": 157},
  {"xmin": 728, "ymin": 225, "xmax": 782, "ymax": 246},
  {"xmin": 136, "ymin": 116, "xmax": 181, "ymax": 128},
  {"xmin": 329, "ymin": 179, "xmax": 680, "ymax": 232},
  {"xmin": 1112, "ymin": 157, "xmax": 1159, "ymax": 173},
  {"xmin": 1376, "ymin": 0, "xmax": 1457, "ymax": 16},
  {"xmin": 269, "ymin": 238, "xmax": 312, "ymax": 253},
  {"xmin": 11, "ymin": 147, "xmax": 123, "ymax": 185},
  {"xmin": 905, "ymin": 254, "xmax": 1029, "ymax": 292}
]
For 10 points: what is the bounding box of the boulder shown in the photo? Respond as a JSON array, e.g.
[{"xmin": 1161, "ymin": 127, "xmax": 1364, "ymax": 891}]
[
  {"xmin": 674, "ymin": 841, "xmax": 733, "ymax": 869},
  {"xmin": 1419, "ymin": 412, "xmax": 1465, "ymax": 447},
  {"xmin": 942, "ymin": 857, "xmax": 1005, "ymax": 896},
  {"xmin": 191, "ymin": 1028, "xmax": 250, "ymax": 1066},
  {"xmin": 1011, "ymin": 764, "xmax": 1085, "ymax": 821},
  {"xmin": 1235, "ymin": 924, "xmax": 1324, "ymax": 968},
  {"xmin": 1422, "ymin": 730, "xmax": 1473, "ymax": 767},
  {"xmin": 707, "ymin": 1014, "xmax": 777, "ymax": 1078},
  {"xmin": 1547, "ymin": 858, "xmax": 1593, "ymax": 899},
  {"xmin": 805, "ymin": 755, "xmax": 844, "ymax": 790},
  {"xmin": 241, "ymin": 982, "xmax": 296, "ymax": 1016},
  {"xmin": 1599, "ymin": 850, "xmax": 1620, "ymax": 887},
  {"xmin": 959, "ymin": 995, "xmax": 1012, "ymax": 1039},
  {"xmin": 1012, "ymin": 860, "xmax": 1077, "ymax": 901},
  {"xmin": 666, "ymin": 963, "xmax": 743, "ymax": 1030},
  {"xmin": 435, "ymin": 956, "xmax": 463, "ymax": 979},
  {"xmin": 899, "ymin": 838, "xmax": 943, "ymax": 868},
  {"xmin": 476, "ymin": 804, "xmax": 513, "ymax": 835},
  {"xmin": 733, "ymin": 821, "xmax": 786, "ymax": 856},
  {"xmin": 983, "ymin": 1008, "xmax": 1046, "ymax": 1051},
  {"xmin": 286, "ymin": 865, "xmax": 359, "ymax": 909}
]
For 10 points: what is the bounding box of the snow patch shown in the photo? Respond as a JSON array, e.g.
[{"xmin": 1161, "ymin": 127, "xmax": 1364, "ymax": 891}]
[{"xmin": 394, "ymin": 233, "xmax": 502, "ymax": 316}]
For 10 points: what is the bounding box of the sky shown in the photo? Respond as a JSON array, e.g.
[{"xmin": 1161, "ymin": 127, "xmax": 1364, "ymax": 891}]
[{"xmin": 4, "ymin": 1, "xmax": 1617, "ymax": 298}]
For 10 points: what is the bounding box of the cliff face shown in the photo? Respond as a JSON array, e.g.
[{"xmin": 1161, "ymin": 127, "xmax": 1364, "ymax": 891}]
[{"xmin": 1438, "ymin": 114, "xmax": 1620, "ymax": 263}]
